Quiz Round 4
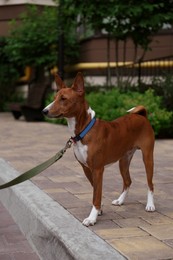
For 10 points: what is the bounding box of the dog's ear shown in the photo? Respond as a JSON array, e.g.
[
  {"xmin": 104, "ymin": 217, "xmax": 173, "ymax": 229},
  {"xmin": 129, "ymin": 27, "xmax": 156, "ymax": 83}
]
[
  {"xmin": 55, "ymin": 74, "xmax": 66, "ymax": 90},
  {"xmin": 72, "ymin": 72, "xmax": 84, "ymax": 96}
]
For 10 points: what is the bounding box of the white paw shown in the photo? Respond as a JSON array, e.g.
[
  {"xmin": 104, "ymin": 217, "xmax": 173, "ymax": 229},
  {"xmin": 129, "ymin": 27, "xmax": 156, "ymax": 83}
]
[
  {"xmin": 112, "ymin": 189, "xmax": 129, "ymax": 206},
  {"xmin": 82, "ymin": 217, "xmax": 96, "ymax": 226},
  {"xmin": 146, "ymin": 190, "xmax": 155, "ymax": 212},
  {"xmin": 145, "ymin": 204, "xmax": 155, "ymax": 212},
  {"xmin": 112, "ymin": 199, "xmax": 123, "ymax": 206},
  {"xmin": 82, "ymin": 206, "xmax": 99, "ymax": 226}
]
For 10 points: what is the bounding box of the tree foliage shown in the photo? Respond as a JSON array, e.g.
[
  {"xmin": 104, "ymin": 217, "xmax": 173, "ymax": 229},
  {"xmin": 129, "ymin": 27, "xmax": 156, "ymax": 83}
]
[
  {"xmin": 61, "ymin": 0, "xmax": 173, "ymax": 51},
  {"xmin": 4, "ymin": 1, "xmax": 173, "ymax": 72},
  {"xmin": 5, "ymin": 5, "xmax": 58, "ymax": 68},
  {"xmin": 60, "ymin": 0, "xmax": 173, "ymax": 85},
  {"xmin": 0, "ymin": 37, "xmax": 20, "ymax": 110},
  {"xmin": 0, "ymin": 4, "xmax": 80, "ymax": 110}
]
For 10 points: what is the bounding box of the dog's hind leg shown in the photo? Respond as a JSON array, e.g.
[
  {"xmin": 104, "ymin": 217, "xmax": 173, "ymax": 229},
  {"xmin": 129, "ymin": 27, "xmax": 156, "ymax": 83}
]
[
  {"xmin": 142, "ymin": 148, "xmax": 155, "ymax": 212},
  {"xmin": 112, "ymin": 149, "xmax": 135, "ymax": 206}
]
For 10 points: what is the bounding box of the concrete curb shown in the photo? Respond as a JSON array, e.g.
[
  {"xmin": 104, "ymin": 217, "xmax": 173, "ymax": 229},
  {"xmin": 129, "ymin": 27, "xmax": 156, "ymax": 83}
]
[{"xmin": 0, "ymin": 158, "xmax": 125, "ymax": 260}]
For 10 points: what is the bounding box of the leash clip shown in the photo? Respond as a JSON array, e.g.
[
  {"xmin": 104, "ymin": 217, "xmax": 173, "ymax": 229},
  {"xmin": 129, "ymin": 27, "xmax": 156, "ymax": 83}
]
[{"xmin": 65, "ymin": 138, "xmax": 73, "ymax": 150}]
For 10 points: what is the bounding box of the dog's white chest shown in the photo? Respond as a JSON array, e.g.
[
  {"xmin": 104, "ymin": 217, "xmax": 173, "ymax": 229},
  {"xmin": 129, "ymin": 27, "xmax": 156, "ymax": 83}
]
[
  {"xmin": 67, "ymin": 111, "xmax": 94, "ymax": 167},
  {"xmin": 74, "ymin": 142, "xmax": 88, "ymax": 166}
]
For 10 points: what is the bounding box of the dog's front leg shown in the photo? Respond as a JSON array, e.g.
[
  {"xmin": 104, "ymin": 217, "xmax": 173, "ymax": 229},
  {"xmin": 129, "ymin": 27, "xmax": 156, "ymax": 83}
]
[{"xmin": 83, "ymin": 168, "xmax": 104, "ymax": 226}]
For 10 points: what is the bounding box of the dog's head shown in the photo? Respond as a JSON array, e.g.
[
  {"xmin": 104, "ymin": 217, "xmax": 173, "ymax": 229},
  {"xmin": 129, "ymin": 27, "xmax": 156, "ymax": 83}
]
[{"xmin": 42, "ymin": 72, "xmax": 85, "ymax": 118}]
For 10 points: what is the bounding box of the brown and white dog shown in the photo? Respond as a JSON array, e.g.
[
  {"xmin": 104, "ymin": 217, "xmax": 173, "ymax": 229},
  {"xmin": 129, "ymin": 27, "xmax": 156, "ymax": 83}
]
[{"xmin": 43, "ymin": 72, "xmax": 155, "ymax": 226}]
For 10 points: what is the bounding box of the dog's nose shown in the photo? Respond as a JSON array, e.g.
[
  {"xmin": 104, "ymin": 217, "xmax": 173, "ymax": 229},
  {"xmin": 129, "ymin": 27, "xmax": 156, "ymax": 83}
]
[{"xmin": 42, "ymin": 108, "xmax": 48, "ymax": 115}]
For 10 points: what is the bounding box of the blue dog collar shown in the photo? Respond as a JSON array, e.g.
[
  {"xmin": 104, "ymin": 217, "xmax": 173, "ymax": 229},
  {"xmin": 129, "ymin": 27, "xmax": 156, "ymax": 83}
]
[{"xmin": 72, "ymin": 117, "xmax": 96, "ymax": 142}]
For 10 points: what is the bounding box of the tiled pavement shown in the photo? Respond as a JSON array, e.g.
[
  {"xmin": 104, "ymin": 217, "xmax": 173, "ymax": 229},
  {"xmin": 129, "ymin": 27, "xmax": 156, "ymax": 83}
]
[
  {"xmin": 0, "ymin": 201, "xmax": 39, "ymax": 260},
  {"xmin": 1, "ymin": 112, "xmax": 173, "ymax": 259}
]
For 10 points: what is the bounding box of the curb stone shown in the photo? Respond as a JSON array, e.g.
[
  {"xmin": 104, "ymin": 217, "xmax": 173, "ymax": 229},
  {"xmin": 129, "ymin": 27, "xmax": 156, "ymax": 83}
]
[{"xmin": 0, "ymin": 158, "xmax": 126, "ymax": 260}]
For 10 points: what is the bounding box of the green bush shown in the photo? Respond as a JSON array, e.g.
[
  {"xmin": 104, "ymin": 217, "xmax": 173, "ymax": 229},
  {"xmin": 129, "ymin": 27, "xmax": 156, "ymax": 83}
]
[
  {"xmin": 151, "ymin": 73, "xmax": 173, "ymax": 111},
  {"xmin": 87, "ymin": 88, "xmax": 173, "ymax": 138},
  {"xmin": 137, "ymin": 73, "xmax": 173, "ymax": 112},
  {"xmin": 45, "ymin": 88, "xmax": 173, "ymax": 138}
]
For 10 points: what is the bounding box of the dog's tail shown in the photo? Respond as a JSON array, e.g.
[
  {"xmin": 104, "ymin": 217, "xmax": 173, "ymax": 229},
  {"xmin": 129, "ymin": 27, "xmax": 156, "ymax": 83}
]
[{"xmin": 127, "ymin": 105, "xmax": 147, "ymax": 117}]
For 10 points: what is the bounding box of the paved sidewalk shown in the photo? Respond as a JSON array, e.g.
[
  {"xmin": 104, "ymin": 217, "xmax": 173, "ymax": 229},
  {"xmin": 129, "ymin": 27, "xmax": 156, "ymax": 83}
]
[
  {"xmin": 0, "ymin": 112, "xmax": 173, "ymax": 259},
  {"xmin": 0, "ymin": 200, "xmax": 39, "ymax": 260}
]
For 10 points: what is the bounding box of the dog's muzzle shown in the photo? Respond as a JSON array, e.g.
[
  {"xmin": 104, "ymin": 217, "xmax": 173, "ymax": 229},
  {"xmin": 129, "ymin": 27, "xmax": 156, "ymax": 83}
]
[
  {"xmin": 42, "ymin": 101, "xmax": 55, "ymax": 116},
  {"xmin": 42, "ymin": 108, "xmax": 48, "ymax": 116}
]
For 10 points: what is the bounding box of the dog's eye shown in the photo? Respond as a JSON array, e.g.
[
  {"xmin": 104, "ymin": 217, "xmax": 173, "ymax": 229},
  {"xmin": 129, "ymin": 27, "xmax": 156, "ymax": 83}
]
[{"xmin": 60, "ymin": 96, "xmax": 66, "ymax": 101}]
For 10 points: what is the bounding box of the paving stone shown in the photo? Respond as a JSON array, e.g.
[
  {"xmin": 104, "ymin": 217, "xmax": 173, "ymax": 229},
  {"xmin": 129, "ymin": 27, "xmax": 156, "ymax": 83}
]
[
  {"xmin": 109, "ymin": 236, "xmax": 173, "ymax": 260},
  {"xmin": 13, "ymin": 252, "xmax": 41, "ymax": 260},
  {"xmin": 5, "ymin": 231, "xmax": 27, "ymax": 243},
  {"xmin": 32, "ymin": 178, "xmax": 61, "ymax": 189},
  {"xmin": 44, "ymin": 188, "xmax": 67, "ymax": 194},
  {"xmin": 50, "ymin": 191, "xmax": 90, "ymax": 208},
  {"xmin": 113, "ymin": 203, "xmax": 152, "ymax": 219},
  {"xmin": 0, "ymin": 254, "xmax": 12, "ymax": 260},
  {"xmin": 68, "ymin": 206, "xmax": 92, "ymax": 221},
  {"xmin": 164, "ymin": 239, "xmax": 173, "ymax": 249},
  {"xmin": 90, "ymin": 220, "xmax": 120, "ymax": 231},
  {"xmin": 162, "ymin": 211, "xmax": 173, "ymax": 218},
  {"xmin": 48, "ymin": 176, "xmax": 78, "ymax": 183},
  {"xmin": 141, "ymin": 224, "xmax": 173, "ymax": 240},
  {"xmin": 95, "ymin": 227, "xmax": 148, "ymax": 239},
  {"xmin": 156, "ymin": 199, "xmax": 173, "ymax": 216},
  {"xmin": 75, "ymin": 193, "xmax": 92, "ymax": 202},
  {"xmin": 114, "ymin": 217, "xmax": 150, "ymax": 228},
  {"xmin": 141, "ymin": 211, "xmax": 173, "ymax": 225},
  {"xmin": 0, "ymin": 202, "xmax": 39, "ymax": 259},
  {"xmin": 0, "ymin": 212, "xmax": 15, "ymax": 228},
  {"xmin": 0, "ymin": 236, "xmax": 7, "ymax": 251},
  {"xmin": 99, "ymin": 208, "xmax": 123, "ymax": 222}
]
